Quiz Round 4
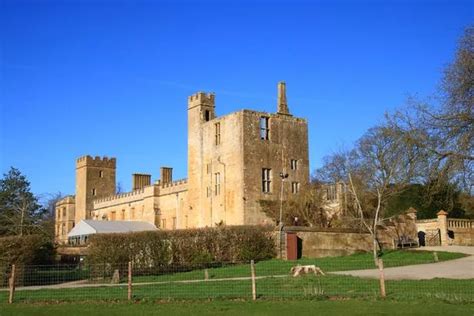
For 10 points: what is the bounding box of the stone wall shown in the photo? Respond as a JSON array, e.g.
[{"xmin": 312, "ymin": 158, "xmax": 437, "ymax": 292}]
[
  {"xmin": 416, "ymin": 211, "xmax": 474, "ymax": 246},
  {"xmin": 279, "ymin": 227, "xmax": 372, "ymax": 259}
]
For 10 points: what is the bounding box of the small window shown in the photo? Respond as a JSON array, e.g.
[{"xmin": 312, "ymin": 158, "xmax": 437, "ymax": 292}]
[
  {"xmin": 161, "ymin": 218, "xmax": 167, "ymax": 229},
  {"xmin": 172, "ymin": 217, "xmax": 177, "ymax": 230},
  {"xmin": 62, "ymin": 208, "xmax": 66, "ymax": 217},
  {"xmin": 290, "ymin": 159, "xmax": 298, "ymax": 170},
  {"xmin": 215, "ymin": 122, "xmax": 221, "ymax": 145},
  {"xmin": 326, "ymin": 185, "xmax": 337, "ymax": 201},
  {"xmin": 92, "ymin": 188, "xmax": 96, "ymax": 196},
  {"xmin": 260, "ymin": 117, "xmax": 270, "ymax": 140},
  {"xmin": 99, "ymin": 170, "xmax": 104, "ymax": 178},
  {"xmin": 207, "ymin": 163, "xmax": 211, "ymax": 174},
  {"xmin": 214, "ymin": 172, "xmax": 221, "ymax": 195},
  {"xmin": 291, "ymin": 182, "xmax": 300, "ymax": 194},
  {"xmin": 205, "ymin": 110, "xmax": 210, "ymax": 121},
  {"xmin": 207, "ymin": 186, "xmax": 211, "ymax": 197},
  {"xmin": 262, "ymin": 168, "xmax": 271, "ymax": 193}
]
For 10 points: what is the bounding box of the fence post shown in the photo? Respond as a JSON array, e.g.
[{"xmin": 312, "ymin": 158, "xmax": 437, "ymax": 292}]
[
  {"xmin": 433, "ymin": 252, "xmax": 439, "ymax": 262},
  {"xmin": 378, "ymin": 259, "xmax": 386, "ymax": 298},
  {"xmin": 8, "ymin": 264, "xmax": 16, "ymax": 304},
  {"xmin": 127, "ymin": 261, "xmax": 132, "ymax": 301},
  {"xmin": 204, "ymin": 269, "xmax": 209, "ymax": 281},
  {"xmin": 250, "ymin": 260, "xmax": 256, "ymax": 301}
]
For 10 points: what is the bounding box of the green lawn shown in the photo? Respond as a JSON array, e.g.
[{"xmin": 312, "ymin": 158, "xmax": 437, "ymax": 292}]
[
  {"xmin": 0, "ymin": 250, "xmax": 470, "ymax": 304},
  {"xmin": 130, "ymin": 249, "xmax": 465, "ymax": 284},
  {"xmin": 1, "ymin": 300, "xmax": 473, "ymax": 316}
]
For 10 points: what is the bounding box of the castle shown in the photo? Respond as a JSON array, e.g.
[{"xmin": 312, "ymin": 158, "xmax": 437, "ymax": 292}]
[{"xmin": 55, "ymin": 82, "xmax": 311, "ymax": 243}]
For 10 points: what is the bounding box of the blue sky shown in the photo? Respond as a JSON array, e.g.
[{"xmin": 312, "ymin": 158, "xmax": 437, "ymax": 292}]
[{"xmin": 0, "ymin": 0, "xmax": 472, "ymax": 198}]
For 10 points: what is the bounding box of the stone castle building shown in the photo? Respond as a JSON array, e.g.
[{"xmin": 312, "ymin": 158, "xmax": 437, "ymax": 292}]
[{"xmin": 55, "ymin": 82, "xmax": 311, "ymax": 243}]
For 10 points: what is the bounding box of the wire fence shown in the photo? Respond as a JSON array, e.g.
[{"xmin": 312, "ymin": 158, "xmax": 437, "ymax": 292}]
[{"xmin": 1, "ymin": 257, "xmax": 473, "ymax": 303}]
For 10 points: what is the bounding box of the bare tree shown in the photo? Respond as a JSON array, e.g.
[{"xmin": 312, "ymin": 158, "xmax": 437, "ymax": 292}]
[
  {"xmin": 259, "ymin": 181, "xmax": 333, "ymax": 228},
  {"xmin": 316, "ymin": 126, "xmax": 421, "ymax": 264}
]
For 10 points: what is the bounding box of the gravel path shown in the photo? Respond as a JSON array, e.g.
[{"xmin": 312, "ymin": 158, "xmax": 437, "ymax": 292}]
[{"xmin": 333, "ymin": 246, "xmax": 474, "ymax": 280}]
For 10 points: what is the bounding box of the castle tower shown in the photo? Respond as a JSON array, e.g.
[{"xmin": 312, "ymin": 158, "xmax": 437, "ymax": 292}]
[
  {"xmin": 187, "ymin": 92, "xmax": 215, "ymax": 227},
  {"xmin": 75, "ymin": 155, "xmax": 116, "ymax": 223}
]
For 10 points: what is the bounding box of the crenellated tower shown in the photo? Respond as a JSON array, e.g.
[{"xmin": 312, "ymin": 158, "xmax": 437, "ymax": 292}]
[
  {"xmin": 75, "ymin": 155, "xmax": 116, "ymax": 223},
  {"xmin": 187, "ymin": 92, "xmax": 215, "ymax": 227}
]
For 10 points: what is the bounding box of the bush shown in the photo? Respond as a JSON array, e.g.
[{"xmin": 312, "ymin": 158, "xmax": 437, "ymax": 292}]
[
  {"xmin": 0, "ymin": 235, "xmax": 55, "ymax": 286},
  {"xmin": 87, "ymin": 226, "xmax": 275, "ymax": 270}
]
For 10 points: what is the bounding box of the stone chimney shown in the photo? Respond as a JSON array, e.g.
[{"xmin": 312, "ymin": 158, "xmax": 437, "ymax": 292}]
[
  {"xmin": 160, "ymin": 167, "xmax": 173, "ymax": 185},
  {"xmin": 132, "ymin": 174, "xmax": 151, "ymax": 190},
  {"xmin": 277, "ymin": 81, "xmax": 291, "ymax": 115}
]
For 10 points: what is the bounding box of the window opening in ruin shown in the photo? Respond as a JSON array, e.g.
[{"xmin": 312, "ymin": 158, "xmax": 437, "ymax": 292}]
[
  {"xmin": 290, "ymin": 159, "xmax": 298, "ymax": 170},
  {"xmin": 92, "ymin": 188, "xmax": 96, "ymax": 196},
  {"xmin": 260, "ymin": 117, "xmax": 270, "ymax": 140},
  {"xmin": 326, "ymin": 185, "xmax": 337, "ymax": 200},
  {"xmin": 215, "ymin": 122, "xmax": 221, "ymax": 145},
  {"xmin": 214, "ymin": 172, "xmax": 221, "ymax": 195},
  {"xmin": 205, "ymin": 110, "xmax": 210, "ymax": 121},
  {"xmin": 262, "ymin": 168, "xmax": 271, "ymax": 193},
  {"xmin": 99, "ymin": 170, "xmax": 104, "ymax": 178},
  {"xmin": 291, "ymin": 182, "xmax": 300, "ymax": 194}
]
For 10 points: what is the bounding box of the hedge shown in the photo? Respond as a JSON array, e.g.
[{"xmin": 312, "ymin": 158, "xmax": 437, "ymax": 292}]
[
  {"xmin": 0, "ymin": 234, "xmax": 55, "ymax": 286},
  {"xmin": 87, "ymin": 225, "xmax": 276, "ymax": 272}
]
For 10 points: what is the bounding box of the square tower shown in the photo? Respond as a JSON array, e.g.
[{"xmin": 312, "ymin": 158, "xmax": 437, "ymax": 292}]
[{"xmin": 75, "ymin": 155, "xmax": 116, "ymax": 223}]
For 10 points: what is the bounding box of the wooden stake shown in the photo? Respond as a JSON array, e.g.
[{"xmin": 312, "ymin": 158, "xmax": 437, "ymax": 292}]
[
  {"xmin": 204, "ymin": 269, "xmax": 209, "ymax": 281},
  {"xmin": 433, "ymin": 252, "xmax": 439, "ymax": 262},
  {"xmin": 250, "ymin": 260, "xmax": 256, "ymax": 301},
  {"xmin": 8, "ymin": 264, "xmax": 16, "ymax": 304},
  {"xmin": 378, "ymin": 259, "xmax": 386, "ymax": 298},
  {"xmin": 127, "ymin": 261, "xmax": 132, "ymax": 301}
]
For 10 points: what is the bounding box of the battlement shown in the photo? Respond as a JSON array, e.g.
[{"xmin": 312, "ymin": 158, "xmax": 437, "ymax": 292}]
[
  {"xmin": 76, "ymin": 155, "xmax": 116, "ymax": 169},
  {"xmin": 188, "ymin": 92, "xmax": 215, "ymax": 109},
  {"xmin": 160, "ymin": 178, "xmax": 188, "ymax": 189},
  {"xmin": 93, "ymin": 186, "xmax": 149, "ymax": 205}
]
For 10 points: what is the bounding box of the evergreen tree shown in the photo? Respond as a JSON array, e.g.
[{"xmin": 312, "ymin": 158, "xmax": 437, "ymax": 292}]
[{"xmin": 0, "ymin": 167, "xmax": 46, "ymax": 236}]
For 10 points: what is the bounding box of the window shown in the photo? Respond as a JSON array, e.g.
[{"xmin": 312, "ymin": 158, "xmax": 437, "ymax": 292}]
[
  {"xmin": 92, "ymin": 188, "xmax": 96, "ymax": 196},
  {"xmin": 172, "ymin": 217, "xmax": 177, "ymax": 230},
  {"xmin": 62, "ymin": 208, "xmax": 66, "ymax": 218},
  {"xmin": 207, "ymin": 163, "xmax": 211, "ymax": 174},
  {"xmin": 326, "ymin": 185, "xmax": 337, "ymax": 201},
  {"xmin": 215, "ymin": 122, "xmax": 221, "ymax": 145},
  {"xmin": 206, "ymin": 186, "xmax": 211, "ymax": 197},
  {"xmin": 262, "ymin": 168, "xmax": 272, "ymax": 193},
  {"xmin": 260, "ymin": 117, "xmax": 269, "ymax": 140},
  {"xmin": 121, "ymin": 209, "xmax": 125, "ymax": 220},
  {"xmin": 290, "ymin": 159, "xmax": 298, "ymax": 170},
  {"xmin": 214, "ymin": 172, "xmax": 221, "ymax": 195},
  {"xmin": 291, "ymin": 182, "xmax": 300, "ymax": 194},
  {"xmin": 99, "ymin": 170, "xmax": 104, "ymax": 178},
  {"xmin": 161, "ymin": 219, "xmax": 167, "ymax": 229},
  {"xmin": 111, "ymin": 211, "xmax": 116, "ymax": 221},
  {"xmin": 205, "ymin": 110, "xmax": 210, "ymax": 121}
]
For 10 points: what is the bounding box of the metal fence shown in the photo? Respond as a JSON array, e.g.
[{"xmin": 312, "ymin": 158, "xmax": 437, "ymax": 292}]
[{"xmin": 1, "ymin": 257, "xmax": 473, "ymax": 303}]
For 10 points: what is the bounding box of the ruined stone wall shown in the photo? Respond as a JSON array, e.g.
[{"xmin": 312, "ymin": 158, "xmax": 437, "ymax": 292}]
[{"xmin": 242, "ymin": 110, "xmax": 309, "ymax": 225}]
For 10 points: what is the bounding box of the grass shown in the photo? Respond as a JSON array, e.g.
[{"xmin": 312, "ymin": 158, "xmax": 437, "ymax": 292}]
[
  {"xmin": 1, "ymin": 299, "xmax": 473, "ymax": 316},
  {"xmin": 0, "ymin": 250, "xmax": 470, "ymax": 304}
]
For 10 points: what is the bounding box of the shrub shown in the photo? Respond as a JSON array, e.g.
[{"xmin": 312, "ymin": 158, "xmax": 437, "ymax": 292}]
[
  {"xmin": 87, "ymin": 225, "xmax": 275, "ymax": 270},
  {"xmin": 0, "ymin": 235, "xmax": 55, "ymax": 286}
]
